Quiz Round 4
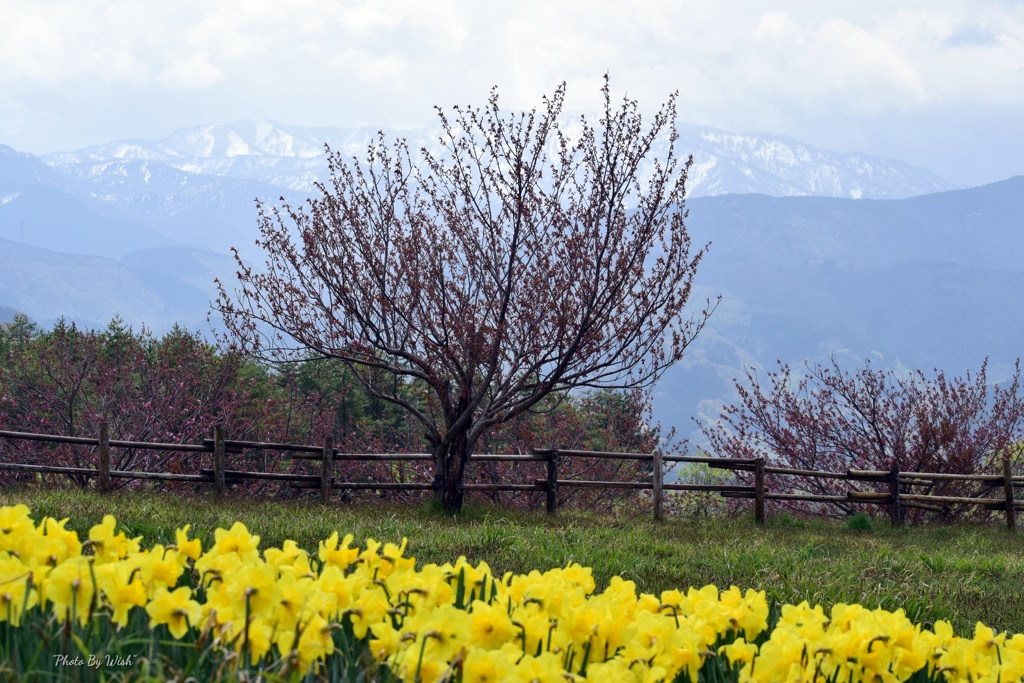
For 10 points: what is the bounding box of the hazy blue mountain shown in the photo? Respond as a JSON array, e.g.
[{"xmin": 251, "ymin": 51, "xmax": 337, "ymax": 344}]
[
  {"xmin": 0, "ymin": 239, "xmax": 232, "ymax": 332},
  {"xmin": 0, "ymin": 118, "xmax": 957, "ymax": 272},
  {"xmin": 653, "ymin": 177, "xmax": 1024, "ymax": 443},
  {"xmin": 0, "ymin": 144, "xmax": 65, "ymax": 188},
  {"xmin": 25, "ymin": 157, "xmax": 299, "ymax": 255},
  {"xmin": 686, "ymin": 177, "xmax": 1023, "ymax": 272},
  {"xmin": 0, "ymin": 184, "xmax": 174, "ymax": 258},
  {"xmin": 1, "ymin": 143, "xmax": 176, "ymax": 257}
]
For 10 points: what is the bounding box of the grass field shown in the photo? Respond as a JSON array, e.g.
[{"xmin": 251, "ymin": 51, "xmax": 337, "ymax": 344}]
[{"xmin": 4, "ymin": 485, "xmax": 1024, "ymax": 637}]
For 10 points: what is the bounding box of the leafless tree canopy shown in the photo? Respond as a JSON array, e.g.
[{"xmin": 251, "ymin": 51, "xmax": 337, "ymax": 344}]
[{"xmin": 216, "ymin": 77, "xmax": 715, "ymax": 510}]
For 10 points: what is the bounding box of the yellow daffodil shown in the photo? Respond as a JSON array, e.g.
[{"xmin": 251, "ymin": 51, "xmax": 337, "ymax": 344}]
[
  {"xmin": 139, "ymin": 544, "xmax": 184, "ymax": 595},
  {"xmin": 0, "ymin": 504, "xmax": 37, "ymax": 560},
  {"xmin": 277, "ymin": 613, "xmax": 336, "ymax": 671},
  {"xmin": 274, "ymin": 573, "xmax": 327, "ymax": 631},
  {"xmin": 238, "ymin": 615, "xmax": 274, "ymax": 662},
  {"xmin": 507, "ymin": 651, "xmax": 567, "ymax": 683},
  {"xmin": 173, "ymin": 524, "xmax": 202, "ymax": 562},
  {"xmin": 46, "ymin": 556, "xmax": 95, "ymax": 626},
  {"xmin": 584, "ymin": 657, "xmax": 637, "ymax": 683},
  {"xmin": 0, "ymin": 555, "xmax": 37, "ymax": 625},
  {"xmin": 347, "ymin": 589, "xmax": 388, "ymax": 640},
  {"xmin": 212, "ymin": 521, "xmax": 260, "ymax": 561},
  {"xmin": 265, "ymin": 538, "xmax": 312, "ymax": 578},
  {"xmin": 368, "ymin": 619, "xmax": 403, "ymax": 662},
  {"xmin": 468, "ymin": 599, "xmax": 517, "ymax": 650},
  {"xmin": 95, "ymin": 560, "xmax": 147, "ymax": 627},
  {"xmin": 318, "ymin": 531, "xmax": 359, "ymax": 570},
  {"xmin": 88, "ymin": 514, "xmax": 133, "ymax": 563},
  {"xmin": 39, "ymin": 517, "xmax": 82, "ymax": 563},
  {"xmin": 404, "ymin": 603, "xmax": 472, "ymax": 663},
  {"xmin": 461, "ymin": 647, "xmax": 512, "ymax": 683},
  {"xmin": 146, "ymin": 586, "xmax": 202, "ymax": 639},
  {"xmin": 5, "ymin": 504, "xmax": 1024, "ymax": 683},
  {"xmin": 719, "ymin": 636, "xmax": 757, "ymax": 667},
  {"xmin": 317, "ymin": 564, "xmax": 370, "ymax": 613},
  {"xmin": 224, "ymin": 562, "xmax": 281, "ymax": 621},
  {"xmin": 0, "ymin": 504, "xmax": 33, "ymax": 539}
]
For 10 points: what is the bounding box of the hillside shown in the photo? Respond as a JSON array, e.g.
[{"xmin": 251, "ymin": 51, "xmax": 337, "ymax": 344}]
[
  {"xmin": 656, "ymin": 177, "xmax": 1024, "ymax": 442},
  {"xmin": 0, "ymin": 240, "xmax": 233, "ymax": 332},
  {"xmin": 0, "ymin": 129, "xmax": 1017, "ymax": 442}
]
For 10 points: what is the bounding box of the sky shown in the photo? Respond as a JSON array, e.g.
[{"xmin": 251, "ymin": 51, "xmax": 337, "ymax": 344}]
[{"xmin": 1, "ymin": 1, "xmax": 1023, "ymax": 187}]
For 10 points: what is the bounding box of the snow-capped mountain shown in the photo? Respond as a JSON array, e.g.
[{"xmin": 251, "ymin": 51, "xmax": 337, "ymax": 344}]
[
  {"xmin": 34, "ymin": 155, "xmax": 289, "ymax": 253},
  {"xmin": 43, "ymin": 119, "xmax": 953, "ymax": 200},
  {"xmin": 675, "ymin": 125, "xmax": 953, "ymax": 199},
  {"xmin": 43, "ymin": 121, "xmax": 441, "ymax": 194}
]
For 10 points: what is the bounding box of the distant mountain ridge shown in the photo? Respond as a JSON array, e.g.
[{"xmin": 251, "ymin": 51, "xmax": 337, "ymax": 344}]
[
  {"xmin": 1, "ymin": 126, "xmax": 1015, "ymax": 444},
  {"xmin": 43, "ymin": 119, "xmax": 954, "ymax": 200},
  {"xmin": 0, "ymin": 120, "xmax": 957, "ymax": 262},
  {"xmin": 0, "ymin": 238, "xmax": 233, "ymax": 332}
]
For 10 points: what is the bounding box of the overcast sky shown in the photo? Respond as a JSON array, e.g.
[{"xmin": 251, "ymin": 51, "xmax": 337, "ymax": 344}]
[{"xmin": 1, "ymin": 0, "xmax": 1022, "ymax": 186}]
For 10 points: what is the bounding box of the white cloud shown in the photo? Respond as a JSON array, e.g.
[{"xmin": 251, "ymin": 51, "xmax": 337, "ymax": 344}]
[
  {"xmin": 747, "ymin": 12, "xmax": 928, "ymax": 112},
  {"xmin": 0, "ymin": 1, "xmax": 1019, "ymax": 106},
  {"xmin": 157, "ymin": 52, "xmax": 224, "ymax": 89},
  {"xmin": 0, "ymin": 0, "xmax": 1022, "ymax": 182}
]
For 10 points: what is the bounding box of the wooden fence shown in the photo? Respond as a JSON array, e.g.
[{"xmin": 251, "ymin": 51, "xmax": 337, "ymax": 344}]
[{"xmin": 0, "ymin": 424, "xmax": 1021, "ymax": 529}]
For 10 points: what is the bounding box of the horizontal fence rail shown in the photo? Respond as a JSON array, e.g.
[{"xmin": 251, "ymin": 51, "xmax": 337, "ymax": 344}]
[{"xmin": 0, "ymin": 424, "xmax": 1021, "ymax": 528}]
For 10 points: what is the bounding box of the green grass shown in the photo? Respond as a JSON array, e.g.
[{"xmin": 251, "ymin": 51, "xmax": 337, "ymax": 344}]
[{"xmin": 5, "ymin": 485, "xmax": 1024, "ymax": 636}]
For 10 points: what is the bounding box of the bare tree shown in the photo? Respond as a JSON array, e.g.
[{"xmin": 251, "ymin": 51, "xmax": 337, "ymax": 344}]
[{"xmin": 215, "ymin": 77, "xmax": 716, "ymax": 511}]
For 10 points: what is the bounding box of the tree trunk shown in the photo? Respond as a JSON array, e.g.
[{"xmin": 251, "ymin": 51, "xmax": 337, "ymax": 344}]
[{"xmin": 434, "ymin": 425, "xmax": 473, "ymax": 513}]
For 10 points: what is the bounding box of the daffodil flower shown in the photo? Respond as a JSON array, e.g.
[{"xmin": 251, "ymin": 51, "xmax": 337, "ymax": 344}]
[{"xmin": 146, "ymin": 586, "xmax": 202, "ymax": 639}]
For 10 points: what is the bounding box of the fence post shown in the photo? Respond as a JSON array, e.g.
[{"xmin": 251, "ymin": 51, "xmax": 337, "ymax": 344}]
[
  {"xmin": 320, "ymin": 436, "xmax": 334, "ymax": 505},
  {"xmin": 546, "ymin": 450, "xmax": 559, "ymax": 514},
  {"xmin": 1003, "ymin": 456, "xmax": 1017, "ymax": 532},
  {"xmin": 97, "ymin": 421, "xmax": 111, "ymax": 493},
  {"xmin": 213, "ymin": 425, "xmax": 226, "ymax": 496},
  {"xmin": 652, "ymin": 449, "xmax": 664, "ymax": 521},
  {"xmin": 754, "ymin": 457, "xmax": 765, "ymax": 524},
  {"xmin": 889, "ymin": 461, "xmax": 902, "ymax": 527}
]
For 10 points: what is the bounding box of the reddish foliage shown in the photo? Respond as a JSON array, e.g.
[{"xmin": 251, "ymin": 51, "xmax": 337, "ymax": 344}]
[
  {"xmin": 0, "ymin": 319, "xmax": 299, "ymax": 490},
  {"xmin": 703, "ymin": 357, "xmax": 1024, "ymax": 519},
  {"xmin": 0, "ymin": 316, "xmax": 668, "ymax": 510},
  {"xmin": 468, "ymin": 389, "xmax": 670, "ymax": 512}
]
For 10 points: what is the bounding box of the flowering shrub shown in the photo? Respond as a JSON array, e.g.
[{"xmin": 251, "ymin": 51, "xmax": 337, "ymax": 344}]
[
  {"xmin": 0, "ymin": 504, "xmax": 1020, "ymax": 681},
  {"xmin": 704, "ymin": 359, "xmax": 1024, "ymax": 520},
  {"xmin": 0, "ymin": 316, "xmax": 661, "ymax": 512}
]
